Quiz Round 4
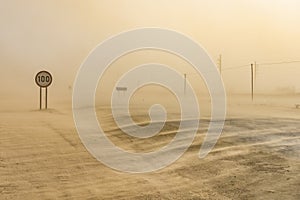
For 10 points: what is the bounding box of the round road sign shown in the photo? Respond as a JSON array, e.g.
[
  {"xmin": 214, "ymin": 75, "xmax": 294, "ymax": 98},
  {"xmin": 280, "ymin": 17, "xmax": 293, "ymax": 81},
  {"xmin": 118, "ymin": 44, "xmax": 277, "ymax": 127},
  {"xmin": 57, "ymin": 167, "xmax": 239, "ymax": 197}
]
[{"xmin": 35, "ymin": 71, "xmax": 52, "ymax": 88}]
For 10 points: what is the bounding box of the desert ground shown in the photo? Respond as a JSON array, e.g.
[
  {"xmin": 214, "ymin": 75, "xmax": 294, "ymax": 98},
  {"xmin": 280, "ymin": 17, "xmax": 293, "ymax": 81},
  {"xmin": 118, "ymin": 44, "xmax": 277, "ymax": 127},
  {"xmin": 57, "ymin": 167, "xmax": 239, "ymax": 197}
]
[{"xmin": 0, "ymin": 94, "xmax": 299, "ymax": 199}]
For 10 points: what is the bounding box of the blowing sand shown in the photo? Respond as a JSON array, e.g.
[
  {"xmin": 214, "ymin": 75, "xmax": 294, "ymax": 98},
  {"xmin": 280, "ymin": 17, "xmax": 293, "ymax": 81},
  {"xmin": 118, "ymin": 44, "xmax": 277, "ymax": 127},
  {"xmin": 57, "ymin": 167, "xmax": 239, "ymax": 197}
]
[{"xmin": 0, "ymin": 95, "xmax": 300, "ymax": 199}]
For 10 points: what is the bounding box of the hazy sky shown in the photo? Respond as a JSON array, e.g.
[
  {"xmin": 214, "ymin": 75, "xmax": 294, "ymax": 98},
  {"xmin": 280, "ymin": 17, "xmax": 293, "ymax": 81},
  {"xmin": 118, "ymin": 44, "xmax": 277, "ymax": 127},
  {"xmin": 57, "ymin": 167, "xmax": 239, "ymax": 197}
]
[{"xmin": 1, "ymin": 0, "xmax": 300, "ymax": 107}]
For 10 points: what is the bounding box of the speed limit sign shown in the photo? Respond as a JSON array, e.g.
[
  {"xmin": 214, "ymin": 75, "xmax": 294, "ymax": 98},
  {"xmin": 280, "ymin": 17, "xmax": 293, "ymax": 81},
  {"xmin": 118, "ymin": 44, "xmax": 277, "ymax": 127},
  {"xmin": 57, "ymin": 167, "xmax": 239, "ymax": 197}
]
[
  {"xmin": 35, "ymin": 71, "xmax": 52, "ymax": 88},
  {"xmin": 35, "ymin": 70, "xmax": 52, "ymax": 110}
]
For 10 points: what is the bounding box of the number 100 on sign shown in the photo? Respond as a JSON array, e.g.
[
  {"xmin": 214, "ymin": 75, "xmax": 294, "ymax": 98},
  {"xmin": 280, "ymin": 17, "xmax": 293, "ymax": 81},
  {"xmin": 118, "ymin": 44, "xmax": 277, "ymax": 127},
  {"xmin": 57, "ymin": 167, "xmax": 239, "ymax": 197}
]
[{"xmin": 35, "ymin": 71, "xmax": 52, "ymax": 88}]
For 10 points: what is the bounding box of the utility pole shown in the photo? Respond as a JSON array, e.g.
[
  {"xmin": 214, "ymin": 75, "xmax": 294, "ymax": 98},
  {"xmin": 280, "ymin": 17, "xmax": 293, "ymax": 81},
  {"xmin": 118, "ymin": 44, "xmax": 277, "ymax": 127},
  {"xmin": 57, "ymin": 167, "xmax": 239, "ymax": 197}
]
[
  {"xmin": 218, "ymin": 54, "xmax": 222, "ymax": 75},
  {"xmin": 184, "ymin": 73, "xmax": 187, "ymax": 95},
  {"xmin": 251, "ymin": 63, "xmax": 254, "ymax": 101}
]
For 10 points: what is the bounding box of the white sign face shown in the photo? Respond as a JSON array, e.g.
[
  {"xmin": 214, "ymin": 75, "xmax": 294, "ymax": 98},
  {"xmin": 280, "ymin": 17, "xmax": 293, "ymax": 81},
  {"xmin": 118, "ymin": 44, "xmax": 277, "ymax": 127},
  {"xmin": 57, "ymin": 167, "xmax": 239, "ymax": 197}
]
[{"xmin": 35, "ymin": 71, "xmax": 52, "ymax": 88}]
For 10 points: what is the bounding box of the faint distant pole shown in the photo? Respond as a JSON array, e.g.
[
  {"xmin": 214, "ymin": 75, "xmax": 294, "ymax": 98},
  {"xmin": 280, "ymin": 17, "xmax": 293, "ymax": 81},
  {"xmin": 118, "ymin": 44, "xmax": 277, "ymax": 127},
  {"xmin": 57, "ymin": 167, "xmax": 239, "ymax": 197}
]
[
  {"xmin": 218, "ymin": 54, "xmax": 222, "ymax": 76},
  {"xmin": 184, "ymin": 73, "xmax": 187, "ymax": 95},
  {"xmin": 251, "ymin": 63, "xmax": 254, "ymax": 101},
  {"xmin": 137, "ymin": 80, "xmax": 140, "ymax": 87}
]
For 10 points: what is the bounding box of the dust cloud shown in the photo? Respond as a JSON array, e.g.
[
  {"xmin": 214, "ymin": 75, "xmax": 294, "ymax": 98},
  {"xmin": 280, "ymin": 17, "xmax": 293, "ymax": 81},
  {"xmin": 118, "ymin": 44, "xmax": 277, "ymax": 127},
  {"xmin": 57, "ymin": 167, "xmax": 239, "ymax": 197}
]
[{"xmin": 1, "ymin": 1, "xmax": 300, "ymax": 199}]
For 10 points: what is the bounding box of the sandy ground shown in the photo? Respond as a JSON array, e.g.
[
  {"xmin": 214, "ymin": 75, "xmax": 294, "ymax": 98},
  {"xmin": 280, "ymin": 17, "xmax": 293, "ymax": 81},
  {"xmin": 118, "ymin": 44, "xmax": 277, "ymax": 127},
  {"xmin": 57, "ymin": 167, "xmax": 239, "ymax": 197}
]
[{"xmin": 1, "ymin": 96, "xmax": 300, "ymax": 199}]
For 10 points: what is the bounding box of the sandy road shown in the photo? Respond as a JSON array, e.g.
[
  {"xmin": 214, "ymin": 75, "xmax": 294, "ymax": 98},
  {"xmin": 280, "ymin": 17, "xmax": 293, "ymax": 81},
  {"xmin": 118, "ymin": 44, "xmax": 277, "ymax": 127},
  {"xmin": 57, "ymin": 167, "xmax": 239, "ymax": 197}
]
[{"xmin": 0, "ymin": 105, "xmax": 299, "ymax": 199}]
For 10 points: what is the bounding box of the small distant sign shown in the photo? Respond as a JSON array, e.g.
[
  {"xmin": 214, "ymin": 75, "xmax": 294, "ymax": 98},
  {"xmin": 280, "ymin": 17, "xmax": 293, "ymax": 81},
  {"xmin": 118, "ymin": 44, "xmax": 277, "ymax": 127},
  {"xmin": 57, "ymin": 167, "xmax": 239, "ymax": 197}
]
[
  {"xmin": 35, "ymin": 71, "xmax": 52, "ymax": 88},
  {"xmin": 116, "ymin": 87, "xmax": 127, "ymax": 91},
  {"xmin": 35, "ymin": 70, "xmax": 52, "ymax": 110}
]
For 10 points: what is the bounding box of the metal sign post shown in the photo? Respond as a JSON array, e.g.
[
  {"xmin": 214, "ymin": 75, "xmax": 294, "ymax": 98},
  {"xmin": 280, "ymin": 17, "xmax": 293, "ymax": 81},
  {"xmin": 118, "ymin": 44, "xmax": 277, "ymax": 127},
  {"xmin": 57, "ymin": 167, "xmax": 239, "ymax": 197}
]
[{"xmin": 35, "ymin": 71, "xmax": 52, "ymax": 110}]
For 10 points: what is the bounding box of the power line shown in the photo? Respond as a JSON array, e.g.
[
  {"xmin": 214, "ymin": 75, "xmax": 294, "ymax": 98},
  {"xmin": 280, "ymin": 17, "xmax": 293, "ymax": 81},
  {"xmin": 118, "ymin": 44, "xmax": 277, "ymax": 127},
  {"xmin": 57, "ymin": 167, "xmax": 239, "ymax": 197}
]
[
  {"xmin": 257, "ymin": 60, "xmax": 300, "ymax": 66},
  {"xmin": 183, "ymin": 59, "xmax": 300, "ymax": 76},
  {"xmin": 222, "ymin": 60, "xmax": 300, "ymax": 71}
]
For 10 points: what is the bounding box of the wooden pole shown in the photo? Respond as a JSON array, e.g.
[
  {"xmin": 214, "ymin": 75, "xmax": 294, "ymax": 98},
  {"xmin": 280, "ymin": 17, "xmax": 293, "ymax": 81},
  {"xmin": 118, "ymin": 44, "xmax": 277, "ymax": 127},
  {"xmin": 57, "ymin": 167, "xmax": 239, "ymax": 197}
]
[
  {"xmin": 218, "ymin": 54, "xmax": 222, "ymax": 75},
  {"xmin": 184, "ymin": 73, "xmax": 186, "ymax": 95},
  {"xmin": 251, "ymin": 63, "xmax": 254, "ymax": 101}
]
